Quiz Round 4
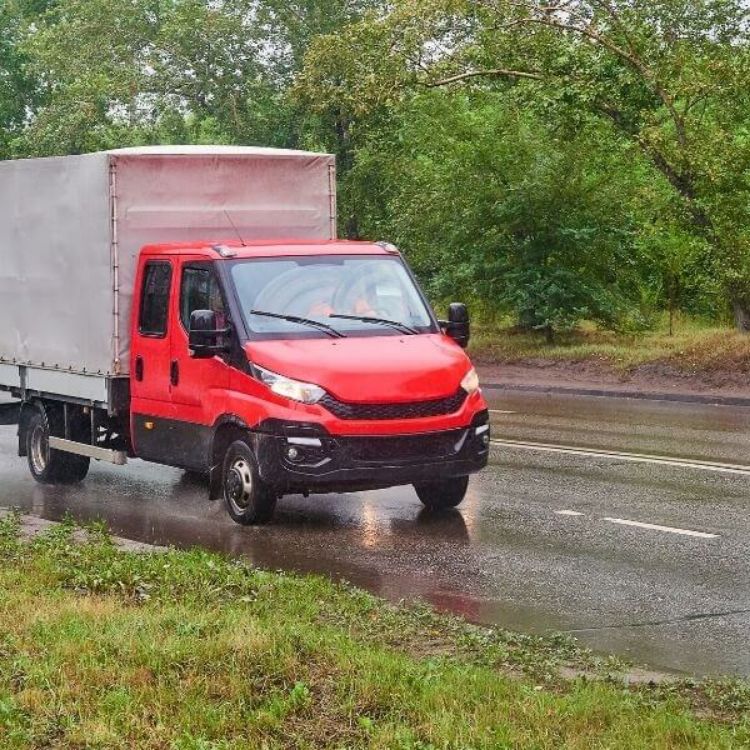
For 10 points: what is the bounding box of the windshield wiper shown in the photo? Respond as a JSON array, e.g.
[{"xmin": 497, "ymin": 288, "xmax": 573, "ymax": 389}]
[
  {"xmin": 329, "ymin": 314, "xmax": 419, "ymax": 335},
  {"xmin": 249, "ymin": 310, "xmax": 345, "ymax": 338}
]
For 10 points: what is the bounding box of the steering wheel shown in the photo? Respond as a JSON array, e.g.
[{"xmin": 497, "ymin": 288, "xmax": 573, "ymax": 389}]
[
  {"xmin": 253, "ymin": 267, "xmax": 338, "ymax": 317},
  {"xmin": 332, "ymin": 264, "xmax": 401, "ymax": 318}
]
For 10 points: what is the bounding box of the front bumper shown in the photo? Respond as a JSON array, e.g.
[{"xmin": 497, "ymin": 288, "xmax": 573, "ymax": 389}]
[{"xmin": 252, "ymin": 410, "xmax": 490, "ymax": 494}]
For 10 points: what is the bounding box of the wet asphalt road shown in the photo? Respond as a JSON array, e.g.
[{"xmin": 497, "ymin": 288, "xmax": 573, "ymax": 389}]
[{"xmin": 1, "ymin": 389, "xmax": 749, "ymax": 677}]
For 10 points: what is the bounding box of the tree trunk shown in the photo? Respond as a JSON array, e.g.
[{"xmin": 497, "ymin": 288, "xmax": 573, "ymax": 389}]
[
  {"xmin": 517, "ymin": 310, "xmax": 538, "ymax": 331},
  {"xmin": 345, "ymin": 212, "xmax": 360, "ymax": 240},
  {"xmin": 667, "ymin": 274, "xmax": 678, "ymax": 336},
  {"xmin": 732, "ymin": 300, "xmax": 750, "ymax": 332}
]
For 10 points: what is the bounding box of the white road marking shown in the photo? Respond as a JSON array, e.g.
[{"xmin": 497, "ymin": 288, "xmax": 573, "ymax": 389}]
[
  {"xmin": 555, "ymin": 509, "xmax": 585, "ymax": 516},
  {"xmin": 490, "ymin": 438, "xmax": 750, "ymax": 477},
  {"xmin": 602, "ymin": 517, "xmax": 718, "ymax": 539},
  {"xmin": 489, "ymin": 409, "xmax": 517, "ymax": 415}
]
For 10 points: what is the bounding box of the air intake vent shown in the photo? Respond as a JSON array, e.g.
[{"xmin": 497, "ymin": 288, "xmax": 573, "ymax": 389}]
[{"xmin": 319, "ymin": 389, "xmax": 468, "ymax": 420}]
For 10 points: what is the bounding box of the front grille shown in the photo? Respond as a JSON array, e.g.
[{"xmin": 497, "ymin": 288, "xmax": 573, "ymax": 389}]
[
  {"xmin": 346, "ymin": 430, "xmax": 468, "ymax": 463},
  {"xmin": 320, "ymin": 389, "xmax": 468, "ymax": 420}
]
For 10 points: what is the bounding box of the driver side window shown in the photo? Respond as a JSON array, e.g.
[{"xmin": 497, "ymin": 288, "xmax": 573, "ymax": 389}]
[{"xmin": 180, "ymin": 265, "xmax": 227, "ymax": 331}]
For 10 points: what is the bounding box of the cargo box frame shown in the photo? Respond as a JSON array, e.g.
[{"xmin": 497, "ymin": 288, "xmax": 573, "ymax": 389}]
[{"xmin": 0, "ymin": 146, "xmax": 337, "ymax": 414}]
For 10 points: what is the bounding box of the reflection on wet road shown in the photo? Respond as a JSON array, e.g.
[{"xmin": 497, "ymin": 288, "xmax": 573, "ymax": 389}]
[{"xmin": 1, "ymin": 389, "xmax": 749, "ymax": 677}]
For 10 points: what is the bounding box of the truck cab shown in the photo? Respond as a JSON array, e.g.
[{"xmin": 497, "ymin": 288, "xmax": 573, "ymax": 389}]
[{"xmin": 130, "ymin": 239, "xmax": 490, "ymax": 524}]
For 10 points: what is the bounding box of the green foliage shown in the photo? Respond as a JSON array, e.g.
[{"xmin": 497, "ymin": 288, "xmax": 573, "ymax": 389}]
[
  {"xmin": 345, "ymin": 92, "xmax": 652, "ymax": 332},
  {"xmin": 3, "ymin": 0, "xmax": 750, "ymax": 335},
  {"xmin": 0, "ymin": 2, "xmax": 35, "ymax": 157},
  {"xmin": 9, "ymin": 0, "xmax": 381, "ymax": 156},
  {"xmin": 299, "ymin": 0, "xmax": 750, "ymax": 332}
]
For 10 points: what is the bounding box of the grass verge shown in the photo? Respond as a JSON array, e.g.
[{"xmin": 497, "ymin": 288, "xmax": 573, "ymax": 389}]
[
  {"xmin": 470, "ymin": 318, "xmax": 750, "ymax": 374},
  {"xmin": 0, "ymin": 513, "xmax": 748, "ymax": 749}
]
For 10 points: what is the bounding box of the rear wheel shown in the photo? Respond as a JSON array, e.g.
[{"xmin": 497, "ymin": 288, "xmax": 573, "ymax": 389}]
[
  {"xmin": 222, "ymin": 440, "xmax": 277, "ymax": 525},
  {"xmin": 413, "ymin": 476, "xmax": 469, "ymax": 510},
  {"xmin": 26, "ymin": 407, "xmax": 90, "ymax": 484}
]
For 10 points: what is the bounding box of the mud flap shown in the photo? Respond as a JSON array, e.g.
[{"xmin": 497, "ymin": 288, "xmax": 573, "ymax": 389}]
[
  {"xmin": 208, "ymin": 464, "xmax": 223, "ymax": 501},
  {"xmin": 0, "ymin": 402, "xmax": 20, "ymax": 426}
]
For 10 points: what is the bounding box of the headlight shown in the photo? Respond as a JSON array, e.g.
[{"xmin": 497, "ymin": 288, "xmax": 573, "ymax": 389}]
[
  {"xmin": 255, "ymin": 365, "xmax": 326, "ymax": 404},
  {"xmin": 460, "ymin": 367, "xmax": 480, "ymax": 394}
]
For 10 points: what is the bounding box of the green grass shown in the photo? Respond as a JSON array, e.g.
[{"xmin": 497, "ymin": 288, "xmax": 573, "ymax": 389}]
[
  {"xmin": 0, "ymin": 513, "xmax": 749, "ymax": 749},
  {"xmin": 470, "ymin": 317, "xmax": 750, "ymax": 374}
]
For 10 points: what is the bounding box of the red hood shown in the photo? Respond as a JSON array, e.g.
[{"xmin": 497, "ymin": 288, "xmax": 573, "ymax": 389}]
[{"xmin": 246, "ymin": 334, "xmax": 472, "ymax": 403}]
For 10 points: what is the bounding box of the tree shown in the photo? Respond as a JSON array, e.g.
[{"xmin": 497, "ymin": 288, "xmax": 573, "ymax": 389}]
[
  {"xmin": 13, "ymin": 0, "xmax": 383, "ymax": 155},
  {"xmin": 0, "ymin": 1, "xmax": 36, "ymax": 157},
  {"xmin": 257, "ymin": 0, "xmax": 386, "ymax": 80},
  {"xmin": 17, "ymin": 0, "xmax": 159, "ymax": 154},
  {"xmin": 299, "ymin": 0, "xmax": 750, "ymax": 328},
  {"xmin": 342, "ymin": 91, "xmax": 650, "ymax": 335}
]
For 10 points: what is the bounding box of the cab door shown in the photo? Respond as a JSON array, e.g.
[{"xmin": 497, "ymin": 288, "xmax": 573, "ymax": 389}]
[
  {"xmin": 130, "ymin": 259, "xmax": 174, "ymax": 408},
  {"xmin": 130, "ymin": 257, "xmax": 178, "ymax": 464},
  {"xmin": 167, "ymin": 259, "xmax": 232, "ymax": 467}
]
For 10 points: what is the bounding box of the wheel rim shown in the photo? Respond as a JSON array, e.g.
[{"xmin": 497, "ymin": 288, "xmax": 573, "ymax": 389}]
[
  {"xmin": 226, "ymin": 457, "xmax": 253, "ymax": 515},
  {"xmin": 30, "ymin": 423, "xmax": 49, "ymax": 475}
]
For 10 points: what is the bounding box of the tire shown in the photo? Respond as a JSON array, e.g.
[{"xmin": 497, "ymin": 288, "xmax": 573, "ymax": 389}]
[
  {"xmin": 26, "ymin": 407, "xmax": 90, "ymax": 484},
  {"xmin": 413, "ymin": 476, "xmax": 469, "ymax": 510},
  {"xmin": 222, "ymin": 439, "xmax": 277, "ymax": 525}
]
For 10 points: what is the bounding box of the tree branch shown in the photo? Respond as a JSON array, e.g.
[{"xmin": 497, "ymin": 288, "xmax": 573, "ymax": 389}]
[
  {"xmin": 424, "ymin": 68, "xmax": 543, "ymax": 86},
  {"xmin": 588, "ymin": 0, "xmax": 638, "ymax": 56},
  {"xmin": 597, "ymin": 102, "xmax": 710, "ymax": 232},
  {"xmin": 507, "ymin": 14, "xmax": 688, "ymax": 149}
]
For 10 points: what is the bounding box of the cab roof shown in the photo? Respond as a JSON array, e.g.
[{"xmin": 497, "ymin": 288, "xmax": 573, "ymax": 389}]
[{"xmin": 139, "ymin": 239, "xmax": 399, "ymax": 259}]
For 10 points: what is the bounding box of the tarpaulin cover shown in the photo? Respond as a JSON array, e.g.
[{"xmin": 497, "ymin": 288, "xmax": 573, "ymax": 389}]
[{"xmin": 0, "ymin": 146, "xmax": 336, "ymax": 376}]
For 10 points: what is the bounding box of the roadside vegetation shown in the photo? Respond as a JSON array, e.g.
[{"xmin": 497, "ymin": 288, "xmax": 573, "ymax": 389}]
[
  {"xmin": 0, "ymin": 512, "xmax": 749, "ymax": 749},
  {"xmin": 3, "ymin": 1, "xmax": 750, "ymax": 350},
  {"xmin": 470, "ymin": 317, "xmax": 750, "ymax": 375}
]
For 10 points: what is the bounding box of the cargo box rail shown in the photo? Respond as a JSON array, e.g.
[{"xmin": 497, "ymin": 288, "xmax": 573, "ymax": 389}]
[{"xmin": 0, "ymin": 363, "xmax": 129, "ymax": 414}]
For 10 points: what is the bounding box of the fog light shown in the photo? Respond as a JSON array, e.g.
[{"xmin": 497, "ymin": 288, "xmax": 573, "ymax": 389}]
[
  {"xmin": 287, "ymin": 446, "xmax": 300, "ymax": 461},
  {"xmin": 474, "ymin": 423, "xmax": 490, "ymax": 447}
]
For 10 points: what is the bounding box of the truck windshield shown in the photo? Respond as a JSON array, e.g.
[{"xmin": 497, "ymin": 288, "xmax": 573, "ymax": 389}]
[{"xmin": 229, "ymin": 255, "xmax": 436, "ymax": 339}]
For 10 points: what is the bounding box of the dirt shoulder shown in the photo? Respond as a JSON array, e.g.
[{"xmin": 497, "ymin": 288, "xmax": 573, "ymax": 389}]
[
  {"xmin": 471, "ymin": 324, "xmax": 750, "ymax": 403},
  {"xmin": 476, "ymin": 358, "xmax": 750, "ymax": 403}
]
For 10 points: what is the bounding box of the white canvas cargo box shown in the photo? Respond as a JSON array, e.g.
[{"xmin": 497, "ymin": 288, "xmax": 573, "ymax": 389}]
[{"xmin": 0, "ymin": 146, "xmax": 336, "ymax": 408}]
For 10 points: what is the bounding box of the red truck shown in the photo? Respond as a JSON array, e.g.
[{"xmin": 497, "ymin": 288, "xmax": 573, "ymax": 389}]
[{"xmin": 0, "ymin": 146, "xmax": 489, "ymax": 524}]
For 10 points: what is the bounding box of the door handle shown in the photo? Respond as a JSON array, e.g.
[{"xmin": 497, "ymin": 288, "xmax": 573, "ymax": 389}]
[
  {"xmin": 170, "ymin": 360, "xmax": 179, "ymax": 387},
  {"xmin": 135, "ymin": 356, "xmax": 144, "ymax": 382}
]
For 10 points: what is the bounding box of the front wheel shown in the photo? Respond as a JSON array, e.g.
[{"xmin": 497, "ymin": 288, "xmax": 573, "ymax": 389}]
[
  {"xmin": 222, "ymin": 440, "xmax": 277, "ymax": 525},
  {"xmin": 413, "ymin": 476, "xmax": 469, "ymax": 510}
]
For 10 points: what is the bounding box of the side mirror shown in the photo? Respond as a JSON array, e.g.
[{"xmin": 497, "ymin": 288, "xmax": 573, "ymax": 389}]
[
  {"xmin": 441, "ymin": 303, "xmax": 470, "ymax": 348},
  {"xmin": 189, "ymin": 309, "xmax": 230, "ymax": 358}
]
